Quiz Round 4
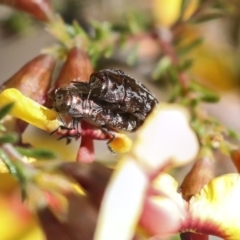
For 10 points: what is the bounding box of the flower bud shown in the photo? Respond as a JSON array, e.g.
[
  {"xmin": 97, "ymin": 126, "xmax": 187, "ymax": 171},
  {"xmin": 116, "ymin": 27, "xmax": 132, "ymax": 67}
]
[
  {"xmin": 53, "ymin": 48, "xmax": 95, "ymax": 162},
  {"xmin": 0, "ymin": 0, "xmax": 54, "ymax": 21},
  {"xmin": 0, "ymin": 54, "xmax": 55, "ymax": 105},
  {"xmin": 180, "ymin": 157, "xmax": 215, "ymax": 201},
  {"xmin": 54, "ymin": 47, "xmax": 93, "ymax": 88}
]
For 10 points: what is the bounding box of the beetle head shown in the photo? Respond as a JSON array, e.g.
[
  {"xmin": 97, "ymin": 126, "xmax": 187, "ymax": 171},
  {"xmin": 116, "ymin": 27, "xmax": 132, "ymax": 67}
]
[
  {"xmin": 89, "ymin": 71, "xmax": 108, "ymax": 94},
  {"xmin": 53, "ymin": 88, "xmax": 73, "ymax": 114}
]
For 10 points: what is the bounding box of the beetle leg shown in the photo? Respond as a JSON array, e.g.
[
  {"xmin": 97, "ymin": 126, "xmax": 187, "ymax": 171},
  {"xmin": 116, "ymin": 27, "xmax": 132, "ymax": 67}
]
[
  {"xmin": 50, "ymin": 125, "xmax": 75, "ymax": 145},
  {"xmin": 100, "ymin": 126, "xmax": 116, "ymax": 155},
  {"xmin": 72, "ymin": 117, "xmax": 81, "ymax": 133},
  {"xmin": 56, "ymin": 119, "xmax": 81, "ymax": 144},
  {"xmin": 57, "ymin": 135, "xmax": 76, "ymax": 145},
  {"xmin": 50, "ymin": 117, "xmax": 81, "ymax": 145}
]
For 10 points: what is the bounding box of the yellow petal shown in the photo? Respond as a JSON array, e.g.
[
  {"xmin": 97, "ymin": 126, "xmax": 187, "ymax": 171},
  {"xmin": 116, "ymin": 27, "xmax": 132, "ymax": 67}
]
[
  {"xmin": 109, "ymin": 132, "xmax": 132, "ymax": 153},
  {"xmin": 0, "ymin": 197, "xmax": 35, "ymax": 240},
  {"xmin": 0, "ymin": 88, "xmax": 61, "ymax": 132},
  {"xmin": 152, "ymin": 0, "xmax": 182, "ymax": 27},
  {"xmin": 188, "ymin": 173, "xmax": 240, "ymax": 239}
]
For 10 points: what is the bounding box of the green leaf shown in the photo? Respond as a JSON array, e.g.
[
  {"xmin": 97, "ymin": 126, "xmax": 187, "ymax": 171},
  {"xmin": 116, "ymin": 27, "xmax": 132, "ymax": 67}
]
[
  {"xmin": 126, "ymin": 44, "xmax": 138, "ymax": 66},
  {"xmin": 103, "ymin": 45, "xmax": 114, "ymax": 59},
  {"xmin": 178, "ymin": 58, "xmax": 194, "ymax": 71},
  {"xmin": 90, "ymin": 20, "xmax": 112, "ymax": 40},
  {"xmin": 0, "ymin": 124, "xmax": 6, "ymax": 132},
  {"xmin": 200, "ymin": 92, "xmax": 220, "ymax": 103},
  {"xmin": 112, "ymin": 10, "xmax": 152, "ymax": 34},
  {"xmin": 72, "ymin": 20, "xmax": 89, "ymax": 40},
  {"xmin": 0, "ymin": 133, "xmax": 18, "ymax": 143},
  {"xmin": 178, "ymin": 38, "xmax": 203, "ymax": 55},
  {"xmin": 168, "ymin": 84, "xmax": 182, "ymax": 103},
  {"xmin": 192, "ymin": 12, "xmax": 223, "ymax": 23},
  {"xmin": 16, "ymin": 147, "xmax": 56, "ymax": 160},
  {"xmin": 152, "ymin": 57, "xmax": 172, "ymax": 80},
  {"xmin": 190, "ymin": 81, "xmax": 220, "ymax": 103},
  {"xmin": 0, "ymin": 149, "xmax": 26, "ymax": 197},
  {"xmin": 167, "ymin": 67, "xmax": 179, "ymax": 84},
  {"xmin": 180, "ymin": 0, "xmax": 193, "ymax": 17},
  {"xmin": 228, "ymin": 128, "xmax": 239, "ymax": 140},
  {"xmin": 0, "ymin": 102, "xmax": 14, "ymax": 120},
  {"xmin": 0, "ymin": 149, "xmax": 17, "ymax": 175}
]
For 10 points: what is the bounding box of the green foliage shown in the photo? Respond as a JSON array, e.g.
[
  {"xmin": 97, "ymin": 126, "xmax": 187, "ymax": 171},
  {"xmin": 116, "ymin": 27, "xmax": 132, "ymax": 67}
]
[
  {"xmin": 152, "ymin": 57, "xmax": 172, "ymax": 80},
  {"xmin": 2, "ymin": 12, "xmax": 33, "ymax": 36},
  {"xmin": 0, "ymin": 103, "xmax": 18, "ymax": 144},
  {"xmin": 0, "ymin": 149, "xmax": 26, "ymax": 197},
  {"xmin": 68, "ymin": 20, "xmax": 114, "ymax": 66},
  {"xmin": 112, "ymin": 10, "xmax": 152, "ymax": 34},
  {"xmin": 177, "ymin": 38, "xmax": 204, "ymax": 56},
  {"xmin": 0, "ymin": 103, "xmax": 14, "ymax": 120},
  {"xmin": 190, "ymin": 81, "xmax": 220, "ymax": 103},
  {"xmin": 0, "ymin": 133, "xmax": 18, "ymax": 144},
  {"xmin": 16, "ymin": 147, "xmax": 56, "ymax": 160}
]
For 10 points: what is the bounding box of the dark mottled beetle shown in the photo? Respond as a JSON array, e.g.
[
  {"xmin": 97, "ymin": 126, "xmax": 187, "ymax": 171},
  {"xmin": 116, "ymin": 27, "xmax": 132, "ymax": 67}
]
[
  {"xmin": 53, "ymin": 87, "xmax": 142, "ymax": 132},
  {"xmin": 53, "ymin": 69, "xmax": 158, "ymax": 151},
  {"xmin": 71, "ymin": 69, "xmax": 158, "ymax": 120}
]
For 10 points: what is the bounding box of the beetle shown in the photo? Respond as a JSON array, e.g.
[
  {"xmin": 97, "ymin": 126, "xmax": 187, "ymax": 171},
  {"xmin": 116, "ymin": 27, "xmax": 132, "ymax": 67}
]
[
  {"xmin": 71, "ymin": 69, "xmax": 158, "ymax": 121},
  {"xmin": 53, "ymin": 86, "xmax": 143, "ymax": 151},
  {"xmin": 52, "ymin": 69, "xmax": 158, "ymax": 152}
]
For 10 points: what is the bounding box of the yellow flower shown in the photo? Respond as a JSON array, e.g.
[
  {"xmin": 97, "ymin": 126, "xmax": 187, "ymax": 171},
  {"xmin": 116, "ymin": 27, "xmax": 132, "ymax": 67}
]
[
  {"xmin": 0, "ymin": 88, "xmax": 61, "ymax": 132},
  {"xmin": 0, "ymin": 88, "xmax": 132, "ymax": 155},
  {"xmin": 152, "ymin": 0, "xmax": 182, "ymax": 27},
  {"xmin": 185, "ymin": 174, "xmax": 240, "ymax": 239}
]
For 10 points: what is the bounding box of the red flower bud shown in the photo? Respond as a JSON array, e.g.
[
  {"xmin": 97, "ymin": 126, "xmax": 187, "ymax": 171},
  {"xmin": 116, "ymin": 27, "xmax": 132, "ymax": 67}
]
[
  {"xmin": 1, "ymin": 54, "xmax": 55, "ymax": 105},
  {"xmin": 180, "ymin": 157, "xmax": 215, "ymax": 201},
  {"xmin": 54, "ymin": 47, "xmax": 93, "ymax": 88},
  {"xmin": 0, "ymin": 0, "xmax": 54, "ymax": 21},
  {"xmin": 53, "ymin": 48, "xmax": 95, "ymax": 162}
]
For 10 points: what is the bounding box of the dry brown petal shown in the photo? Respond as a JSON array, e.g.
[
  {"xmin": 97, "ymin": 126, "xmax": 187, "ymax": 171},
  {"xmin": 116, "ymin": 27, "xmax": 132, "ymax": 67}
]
[
  {"xmin": 54, "ymin": 47, "xmax": 93, "ymax": 88},
  {"xmin": 60, "ymin": 162, "xmax": 112, "ymax": 210},
  {"xmin": 38, "ymin": 194, "xmax": 97, "ymax": 240},
  {"xmin": 180, "ymin": 157, "xmax": 215, "ymax": 201},
  {"xmin": 231, "ymin": 149, "xmax": 240, "ymax": 173},
  {"xmin": 1, "ymin": 54, "xmax": 55, "ymax": 105},
  {"xmin": 0, "ymin": 0, "xmax": 54, "ymax": 21}
]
